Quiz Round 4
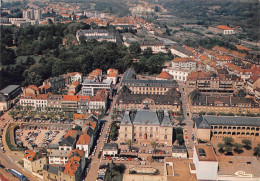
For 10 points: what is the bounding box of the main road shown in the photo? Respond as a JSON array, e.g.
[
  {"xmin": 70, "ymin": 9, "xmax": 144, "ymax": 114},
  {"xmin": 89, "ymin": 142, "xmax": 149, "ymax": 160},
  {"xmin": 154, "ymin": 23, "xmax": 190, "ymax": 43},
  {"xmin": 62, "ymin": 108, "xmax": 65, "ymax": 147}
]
[{"xmin": 178, "ymin": 82, "xmax": 195, "ymax": 154}]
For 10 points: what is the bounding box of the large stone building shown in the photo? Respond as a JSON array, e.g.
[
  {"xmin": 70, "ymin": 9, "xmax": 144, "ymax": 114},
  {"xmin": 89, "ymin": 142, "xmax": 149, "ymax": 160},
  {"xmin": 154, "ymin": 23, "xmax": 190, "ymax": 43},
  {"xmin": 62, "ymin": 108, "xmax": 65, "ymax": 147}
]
[
  {"xmin": 0, "ymin": 85, "xmax": 22, "ymax": 111},
  {"xmin": 186, "ymin": 71, "xmax": 244, "ymax": 94},
  {"xmin": 118, "ymin": 110, "xmax": 173, "ymax": 144},
  {"xmin": 120, "ymin": 68, "xmax": 178, "ymax": 95},
  {"xmin": 194, "ymin": 116, "xmax": 260, "ymax": 141},
  {"xmin": 189, "ymin": 91, "xmax": 260, "ymax": 115},
  {"xmin": 115, "ymin": 86, "xmax": 181, "ymax": 113}
]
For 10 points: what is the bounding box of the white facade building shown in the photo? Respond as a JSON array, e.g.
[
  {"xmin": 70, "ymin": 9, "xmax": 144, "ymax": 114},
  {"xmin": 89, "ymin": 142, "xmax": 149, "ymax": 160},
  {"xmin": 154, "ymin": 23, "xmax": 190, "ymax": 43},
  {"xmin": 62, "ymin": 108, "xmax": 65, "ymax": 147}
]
[
  {"xmin": 193, "ymin": 145, "xmax": 218, "ymax": 181},
  {"xmin": 48, "ymin": 150, "xmax": 70, "ymax": 165}
]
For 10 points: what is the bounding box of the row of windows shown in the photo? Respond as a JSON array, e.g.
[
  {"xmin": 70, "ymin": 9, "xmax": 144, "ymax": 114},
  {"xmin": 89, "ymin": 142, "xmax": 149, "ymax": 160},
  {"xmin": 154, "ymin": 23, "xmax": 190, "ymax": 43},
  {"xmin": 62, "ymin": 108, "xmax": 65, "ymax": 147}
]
[
  {"xmin": 212, "ymin": 126, "xmax": 259, "ymax": 131},
  {"xmin": 213, "ymin": 132, "xmax": 259, "ymax": 136}
]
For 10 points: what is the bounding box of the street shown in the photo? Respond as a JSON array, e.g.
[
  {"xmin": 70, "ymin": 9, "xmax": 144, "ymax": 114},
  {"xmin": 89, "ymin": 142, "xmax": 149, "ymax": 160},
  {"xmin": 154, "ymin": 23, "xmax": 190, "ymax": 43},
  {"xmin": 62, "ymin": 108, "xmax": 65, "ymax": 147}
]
[{"xmin": 178, "ymin": 82, "xmax": 195, "ymax": 154}]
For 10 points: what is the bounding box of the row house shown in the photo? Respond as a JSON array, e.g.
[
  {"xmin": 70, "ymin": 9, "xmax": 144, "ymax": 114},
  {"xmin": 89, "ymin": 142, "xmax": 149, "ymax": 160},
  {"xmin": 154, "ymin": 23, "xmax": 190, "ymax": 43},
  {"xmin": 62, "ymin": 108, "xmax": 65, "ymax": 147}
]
[
  {"xmin": 246, "ymin": 75, "xmax": 260, "ymax": 95},
  {"xmin": 190, "ymin": 91, "xmax": 260, "ymax": 115},
  {"xmin": 43, "ymin": 149, "xmax": 85, "ymax": 181},
  {"xmin": 23, "ymin": 149, "xmax": 47, "ymax": 173},
  {"xmin": 20, "ymin": 94, "xmax": 48, "ymax": 109},
  {"xmin": 224, "ymin": 63, "xmax": 253, "ymax": 81},
  {"xmin": 106, "ymin": 69, "xmax": 118, "ymax": 85},
  {"xmin": 195, "ymin": 116, "xmax": 260, "ymax": 141},
  {"xmin": 89, "ymin": 89, "xmax": 108, "ymax": 112},
  {"xmin": 76, "ymin": 114, "xmax": 99, "ymax": 157},
  {"xmin": 20, "ymin": 93, "xmax": 107, "ymax": 113}
]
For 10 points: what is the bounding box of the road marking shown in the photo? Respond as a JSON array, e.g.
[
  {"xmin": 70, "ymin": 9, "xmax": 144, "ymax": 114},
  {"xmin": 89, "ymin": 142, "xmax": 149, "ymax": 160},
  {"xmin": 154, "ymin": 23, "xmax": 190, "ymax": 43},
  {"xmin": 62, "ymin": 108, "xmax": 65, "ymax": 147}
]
[{"xmin": 7, "ymin": 156, "xmax": 13, "ymax": 162}]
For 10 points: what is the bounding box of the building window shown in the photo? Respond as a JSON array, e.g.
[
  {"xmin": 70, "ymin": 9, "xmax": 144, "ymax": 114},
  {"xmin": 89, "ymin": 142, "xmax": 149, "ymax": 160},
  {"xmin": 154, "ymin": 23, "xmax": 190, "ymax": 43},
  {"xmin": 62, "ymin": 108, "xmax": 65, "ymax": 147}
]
[
  {"xmin": 145, "ymin": 127, "xmax": 147, "ymax": 131},
  {"xmin": 125, "ymin": 134, "xmax": 127, "ymax": 138},
  {"xmin": 156, "ymin": 127, "xmax": 158, "ymax": 132},
  {"xmin": 164, "ymin": 135, "xmax": 167, "ymax": 140},
  {"xmin": 125, "ymin": 127, "xmax": 127, "ymax": 131},
  {"xmin": 139, "ymin": 133, "xmax": 142, "ymax": 138}
]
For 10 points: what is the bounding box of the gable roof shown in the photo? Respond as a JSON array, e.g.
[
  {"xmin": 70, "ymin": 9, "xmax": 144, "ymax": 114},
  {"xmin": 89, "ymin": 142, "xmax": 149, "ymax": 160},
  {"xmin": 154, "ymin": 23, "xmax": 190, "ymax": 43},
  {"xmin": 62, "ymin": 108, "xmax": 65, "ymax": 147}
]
[
  {"xmin": 157, "ymin": 71, "xmax": 173, "ymax": 80},
  {"xmin": 59, "ymin": 136, "xmax": 76, "ymax": 146},
  {"xmin": 216, "ymin": 25, "xmax": 233, "ymax": 30}
]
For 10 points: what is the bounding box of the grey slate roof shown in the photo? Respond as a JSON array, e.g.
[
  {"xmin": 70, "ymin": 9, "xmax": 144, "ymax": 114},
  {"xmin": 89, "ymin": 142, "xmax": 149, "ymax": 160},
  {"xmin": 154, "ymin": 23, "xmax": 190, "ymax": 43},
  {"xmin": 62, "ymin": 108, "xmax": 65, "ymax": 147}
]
[
  {"xmin": 43, "ymin": 164, "xmax": 59, "ymax": 175},
  {"xmin": 161, "ymin": 113, "xmax": 172, "ymax": 127},
  {"xmin": 121, "ymin": 111, "xmax": 132, "ymax": 126},
  {"xmin": 0, "ymin": 85, "xmax": 20, "ymax": 95},
  {"xmin": 171, "ymin": 44, "xmax": 193, "ymax": 56},
  {"xmin": 104, "ymin": 143, "xmax": 118, "ymax": 150},
  {"xmin": 117, "ymin": 87, "xmax": 180, "ymax": 105},
  {"xmin": 121, "ymin": 110, "xmax": 172, "ymax": 126},
  {"xmin": 196, "ymin": 116, "xmax": 260, "ymax": 129},
  {"xmin": 59, "ymin": 136, "xmax": 76, "ymax": 146},
  {"xmin": 49, "ymin": 150, "xmax": 70, "ymax": 157},
  {"xmin": 134, "ymin": 110, "xmax": 160, "ymax": 125},
  {"xmin": 172, "ymin": 145, "xmax": 187, "ymax": 153},
  {"xmin": 48, "ymin": 143, "xmax": 59, "ymax": 149}
]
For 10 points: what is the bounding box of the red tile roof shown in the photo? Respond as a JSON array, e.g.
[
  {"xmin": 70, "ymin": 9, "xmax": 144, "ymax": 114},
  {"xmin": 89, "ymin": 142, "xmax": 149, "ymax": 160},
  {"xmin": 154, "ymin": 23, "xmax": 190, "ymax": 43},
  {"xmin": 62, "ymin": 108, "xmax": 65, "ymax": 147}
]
[
  {"xmin": 73, "ymin": 113, "xmax": 90, "ymax": 120},
  {"xmin": 68, "ymin": 72, "xmax": 82, "ymax": 76},
  {"xmin": 28, "ymin": 85, "xmax": 39, "ymax": 91},
  {"xmin": 157, "ymin": 71, "xmax": 173, "ymax": 80},
  {"xmin": 64, "ymin": 130, "xmax": 78, "ymax": 139},
  {"xmin": 24, "ymin": 150, "xmax": 36, "ymax": 161},
  {"xmin": 62, "ymin": 95, "xmax": 78, "ymax": 101},
  {"xmin": 76, "ymin": 133, "xmax": 90, "ymax": 145},
  {"xmin": 72, "ymin": 81, "xmax": 80, "ymax": 86},
  {"xmin": 216, "ymin": 25, "xmax": 233, "ymax": 30},
  {"xmin": 172, "ymin": 57, "xmax": 196, "ymax": 62}
]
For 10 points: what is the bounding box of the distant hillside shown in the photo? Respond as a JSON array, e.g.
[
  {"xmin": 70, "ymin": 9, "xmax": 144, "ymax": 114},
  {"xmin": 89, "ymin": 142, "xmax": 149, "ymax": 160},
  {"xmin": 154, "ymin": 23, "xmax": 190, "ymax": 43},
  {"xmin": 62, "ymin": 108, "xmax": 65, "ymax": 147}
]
[
  {"xmin": 61, "ymin": 0, "xmax": 130, "ymax": 17},
  {"xmin": 157, "ymin": 0, "xmax": 259, "ymax": 41}
]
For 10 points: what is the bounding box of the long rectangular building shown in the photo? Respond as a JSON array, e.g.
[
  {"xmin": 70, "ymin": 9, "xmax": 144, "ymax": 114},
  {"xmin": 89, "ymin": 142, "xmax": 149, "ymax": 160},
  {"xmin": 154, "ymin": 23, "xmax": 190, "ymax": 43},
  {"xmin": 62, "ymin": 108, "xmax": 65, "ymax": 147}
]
[
  {"xmin": 115, "ymin": 87, "xmax": 181, "ymax": 113},
  {"xmin": 189, "ymin": 91, "xmax": 260, "ymax": 115},
  {"xmin": 194, "ymin": 116, "xmax": 260, "ymax": 141},
  {"xmin": 120, "ymin": 68, "xmax": 178, "ymax": 95}
]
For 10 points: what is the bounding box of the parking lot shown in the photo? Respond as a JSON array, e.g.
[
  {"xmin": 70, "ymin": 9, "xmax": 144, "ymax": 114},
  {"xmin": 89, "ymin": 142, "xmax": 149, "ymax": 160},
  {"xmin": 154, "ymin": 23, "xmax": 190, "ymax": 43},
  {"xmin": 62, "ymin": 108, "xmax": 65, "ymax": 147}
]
[{"xmin": 16, "ymin": 126, "xmax": 66, "ymax": 149}]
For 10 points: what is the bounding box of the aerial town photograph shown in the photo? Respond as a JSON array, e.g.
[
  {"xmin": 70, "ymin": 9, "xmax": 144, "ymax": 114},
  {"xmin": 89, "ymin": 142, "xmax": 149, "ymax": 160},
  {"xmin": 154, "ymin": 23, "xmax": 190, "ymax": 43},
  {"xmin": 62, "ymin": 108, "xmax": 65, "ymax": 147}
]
[{"xmin": 0, "ymin": 0, "xmax": 259, "ymax": 180}]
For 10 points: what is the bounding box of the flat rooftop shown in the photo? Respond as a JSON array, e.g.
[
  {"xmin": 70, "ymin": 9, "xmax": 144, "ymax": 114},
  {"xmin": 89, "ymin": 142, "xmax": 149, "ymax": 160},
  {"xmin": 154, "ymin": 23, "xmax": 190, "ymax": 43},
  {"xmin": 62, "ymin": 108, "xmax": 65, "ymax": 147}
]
[
  {"xmin": 165, "ymin": 158, "xmax": 197, "ymax": 181},
  {"xmin": 195, "ymin": 145, "xmax": 217, "ymax": 162},
  {"xmin": 218, "ymin": 156, "xmax": 260, "ymax": 177}
]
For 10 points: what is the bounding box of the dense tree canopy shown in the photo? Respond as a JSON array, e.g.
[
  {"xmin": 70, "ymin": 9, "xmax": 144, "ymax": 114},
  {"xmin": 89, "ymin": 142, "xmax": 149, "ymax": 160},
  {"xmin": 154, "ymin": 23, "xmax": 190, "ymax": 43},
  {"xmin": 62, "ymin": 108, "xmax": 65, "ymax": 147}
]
[{"xmin": 0, "ymin": 23, "xmax": 172, "ymax": 90}]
